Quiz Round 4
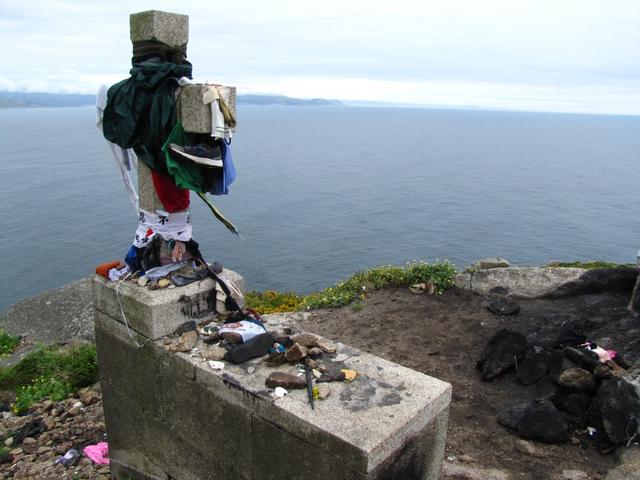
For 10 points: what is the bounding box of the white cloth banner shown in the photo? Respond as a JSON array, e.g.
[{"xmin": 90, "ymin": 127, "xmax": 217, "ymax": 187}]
[{"xmin": 133, "ymin": 209, "xmax": 193, "ymax": 247}]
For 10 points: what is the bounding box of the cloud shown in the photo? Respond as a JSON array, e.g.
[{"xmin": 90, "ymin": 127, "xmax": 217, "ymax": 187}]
[{"xmin": 1, "ymin": 0, "xmax": 638, "ymax": 114}]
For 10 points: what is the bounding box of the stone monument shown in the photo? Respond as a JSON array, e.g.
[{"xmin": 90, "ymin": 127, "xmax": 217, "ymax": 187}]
[{"xmin": 94, "ymin": 10, "xmax": 452, "ymax": 480}]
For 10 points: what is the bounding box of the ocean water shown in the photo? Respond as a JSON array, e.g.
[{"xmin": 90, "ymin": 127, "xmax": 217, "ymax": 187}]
[{"xmin": 1, "ymin": 105, "xmax": 639, "ymax": 312}]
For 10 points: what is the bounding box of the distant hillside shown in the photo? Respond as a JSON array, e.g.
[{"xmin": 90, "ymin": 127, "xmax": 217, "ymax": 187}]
[
  {"xmin": 237, "ymin": 94, "xmax": 342, "ymax": 106},
  {"xmin": 0, "ymin": 91, "xmax": 95, "ymax": 108},
  {"xmin": 0, "ymin": 91, "xmax": 342, "ymax": 108}
]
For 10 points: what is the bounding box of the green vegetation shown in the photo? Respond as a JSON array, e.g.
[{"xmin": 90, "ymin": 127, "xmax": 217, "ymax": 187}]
[
  {"xmin": 0, "ymin": 330, "xmax": 20, "ymax": 356},
  {"xmin": 245, "ymin": 290, "xmax": 304, "ymax": 314},
  {"xmin": 546, "ymin": 260, "xmax": 636, "ymax": 269},
  {"xmin": 0, "ymin": 344, "xmax": 98, "ymax": 414},
  {"xmin": 246, "ymin": 261, "xmax": 458, "ymax": 312},
  {"xmin": 302, "ymin": 261, "xmax": 457, "ymax": 309}
]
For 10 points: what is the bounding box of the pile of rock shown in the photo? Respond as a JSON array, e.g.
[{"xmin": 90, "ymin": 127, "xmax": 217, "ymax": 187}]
[
  {"xmin": 0, "ymin": 384, "xmax": 107, "ymax": 480},
  {"xmin": 477, "ymin": 328, "xmax": 640, "ymax": 449}
]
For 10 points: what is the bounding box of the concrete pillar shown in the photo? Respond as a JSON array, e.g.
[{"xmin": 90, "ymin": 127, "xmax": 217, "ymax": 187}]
[{"xmin": 129, "ymin": 10, "xmax": 189, "ymax": 214}]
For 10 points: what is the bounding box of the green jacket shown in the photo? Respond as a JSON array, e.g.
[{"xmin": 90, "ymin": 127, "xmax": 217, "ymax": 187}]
[{"xmin": 102, "ymin": 61, "xmax": 192, "ymax": 174}]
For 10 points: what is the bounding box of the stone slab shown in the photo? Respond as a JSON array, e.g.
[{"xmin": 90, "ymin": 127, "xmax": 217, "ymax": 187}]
[
  {"xmin": 130, "ymin": 10, "xmax": 189, "ymax": 48},
  {"xmin": 458, "ymin": 266, "xmax": 638, "ymax": 299},
  {"xmin": 463, "ymin": 267, "xmax": 586, "ymax": 298},
  {"xmin": 179, "ymin": 84, "xmax": 237, "ymax": 134},
  {"xmin": 93, "ymin": 270, "xmax": 244, "ymax": 339}
]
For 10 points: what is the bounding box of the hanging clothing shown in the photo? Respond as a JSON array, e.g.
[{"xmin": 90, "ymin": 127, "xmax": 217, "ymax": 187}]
[
  {"xmin": 161, "ymin": 122, "xmax": 239, "ymax": 235},
  {"xmin": 133, "ymin": 209, "xmax": 192, "ymax": 247},
  {"xmin": 150, "ymin": 170, "xmax": 190, "ymax": 212},
  {"xmin": 204, "ymin": 86, "xmax": 235, "ymax": 141},
  {"xmin": 102, "ymin": 61, "xmax": 193, "ymax": 174},
  {"xmin": 96, "ymin": 85, "xmax": 139, "ymax": 210},
  {"xmin": 162, "ymin": 122, "xmax": 236, "ymax": 195}
]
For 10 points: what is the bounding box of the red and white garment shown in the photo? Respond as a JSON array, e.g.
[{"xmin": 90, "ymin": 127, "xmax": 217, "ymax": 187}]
[{"xmin": 133, "ymin": 209, "xmax": 192, "ymax": 247}]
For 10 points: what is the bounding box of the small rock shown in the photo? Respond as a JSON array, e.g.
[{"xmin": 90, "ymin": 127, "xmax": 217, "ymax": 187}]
[
  {"xmin": 265, "ymin": 372, "xmax": 307, "ymax": 390},
  {"xmin": 285, "ymin": 343, "xmax": 309, "ymax": 362},
  {"xmin": 443, "ymin": 463, "xmax": 509, "ymax": 480},
  {"xmin": 475, "ymin": 257, "xmax": 510, "ymax": 269},
  {"xmin": 316, "ymin": 340, "xmax": 337, "ymax": 353},
  {"xmin": 515, "ymin": 439, "xmax": 546, "ymax": 458},
  {"xmin": 558, "ymin": 368, "xmax": 597, "ymax": 392},
  {"xmin": 476, "ymin": 329, "xmax": 529, "ymax": 381},
  {"xmin": 458, "ymin": 454, "xmax": 476, "ymax": 463},
  {"xmin": 79, "ymin": 390, "xmax": 100, "ymax": 406},
  {"xmin": 308, "ymin": 347, "xmax": 323, "ymax": 357},
  {"xmin": 563, "ymin": 347, "xmax": 600, "ymax": 371},
  {"xmin": 167, "ymin": 330, "xmax": 198, "ymax": 352},
  {"xmin": 598, "ymin": 377, "xmax": 640, "ymax": 444},
  {"xmin": 72, "ymin": 401, "xmax": 83, "ymax": 409},
  {"xmin": 341, "ymin": 369, "xmax": 358, "ymax": 381},
  {"xmin": 274, "ymin": 387, "xmax": 288, "ymax": 398},
  {"xmin": 43, "ymin": 417, "xmax": 56, "ymax": 430},
  {"xmin": 487, "ymin": 298, "xmax": 520, "ymax": 316},
  {"xmin": 158, "ymin": 278, "xmax": 171, "ymax": 288},
  {"xmin": 4, "ymin": 437, "xmax": 13, "ymax": 447},
  {"xmin": 291, "ymin": 334, "xmax": 319, "ymax": 348},
  {"xmin": 22, "ymin": 437, "xmax": 36, "ymax": 445},
  {"xmin": 174, "ymin": 320, "xmax": 197, "ymax": 336},
  {"xmin": 516, "ymin": 400, "xmax": 569, "ymax": 443},
  {"xmin": 561, "ymin": 470, "xmax": 588, "ymax": 480},
  {"xmin": 137, "ymin": 276, "xmax": 148, "ymax": 287},
  {"xmin": 315, "ymin": 384, "xmax": 331, "ymax": 400},
  {"xmin": 247, "ymin": 366, "xmax": 255, "ymax": 374},
  {"xmin": 200, "ymin": 344, "xmax": 227, "ymax": 361},
  {"xmin": 208, "ymin": 361, "xmax": 225, "ymax": 370},
  {"xmin": 517, "ymin": 349, "xmax": 560, "ymax": 385},
  {"xmin": 593, "ymin": 363, "xmax": 612, "ymax": 380}
]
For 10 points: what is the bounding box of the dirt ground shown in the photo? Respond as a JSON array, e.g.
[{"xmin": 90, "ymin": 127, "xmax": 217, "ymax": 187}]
[{"xmin": 300, "ymin": 286, "xmax": 639, "ymax": 480}]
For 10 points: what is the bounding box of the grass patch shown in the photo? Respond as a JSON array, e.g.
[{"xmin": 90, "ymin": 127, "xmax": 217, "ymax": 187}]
[
  {"xmin": 0, "ymin": 343, "xmax": 98, "ymax": 414},
  {"xmin": 547, "ymin": 260, "xmax": 636, "ymax": 269},
  {"xmin": 0, "ymin": 330, "xmax": 20, "ymax": 356},
  {"xmin": 302, "ymin": 261, "xmax": 458, "ymax": 310},
  {"xmin": 246, "ymin": 261, "xmax": 459, "ymax": 312},
  {"xmin": 245, "ymin": 290, "xmax": 304, "ymax": 314}
]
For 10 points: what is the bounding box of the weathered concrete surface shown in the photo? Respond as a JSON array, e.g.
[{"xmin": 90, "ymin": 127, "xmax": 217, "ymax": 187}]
[
  {"xmin": 0, "ymin": 277, "xmax": 94, "ymax": 344},
  {"xmin": 456, "ymin": 267, "xmax": 638, "ymax": 299},
  {"xmin": 179, "ymin": 84, "xmax": 237, "ymax": 134},
  {"xmin": 137, "ymin": 162, "xmax": 164, "ymax": 214},
  {"xmin": 129, "ymin": 10, "xmax": 189, "ymax": 47},
  {"xmin": 94, "ymin": 269, "xmax": 244, "ymax": 340},
  {"xmin": 95, "ymin": 280, "xmax": 452, "ymax": 480}
]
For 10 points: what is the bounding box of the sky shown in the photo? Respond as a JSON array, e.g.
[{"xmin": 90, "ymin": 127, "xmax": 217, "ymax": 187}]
[{"xmin": 1, "ymin": 0, "xmax": 639, "ymax": 115}]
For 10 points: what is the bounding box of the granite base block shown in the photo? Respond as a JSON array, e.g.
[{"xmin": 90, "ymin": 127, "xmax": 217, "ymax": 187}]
[{"xmin": 95, "ymin": 278, "xmax": 451, "ymax": 480}]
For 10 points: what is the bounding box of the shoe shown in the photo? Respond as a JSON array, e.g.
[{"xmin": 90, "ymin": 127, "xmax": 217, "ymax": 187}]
[{"xmin": 170, "ymin": 143, "xmax": 223, "ymax": 167}]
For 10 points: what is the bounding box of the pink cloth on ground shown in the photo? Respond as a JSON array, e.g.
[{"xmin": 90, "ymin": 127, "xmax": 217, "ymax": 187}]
[{"xmin": 84, "ymin": 442, "xmax": 109, "ymax": 465}]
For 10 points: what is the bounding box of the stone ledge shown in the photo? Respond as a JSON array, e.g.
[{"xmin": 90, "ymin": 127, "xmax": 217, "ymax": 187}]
[
  {"xmin": 93, "ymin": 269, "xmax": 244, "ymax": 339},
  {"xmin": 456, "ymin": 266, "xmax": 638, "ymax": 299}
]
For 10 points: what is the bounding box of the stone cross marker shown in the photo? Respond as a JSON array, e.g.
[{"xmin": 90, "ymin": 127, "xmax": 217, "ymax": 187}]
[{"xmin": 129, "ymin": 10, "xmax": 237, "ymax": 216}]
